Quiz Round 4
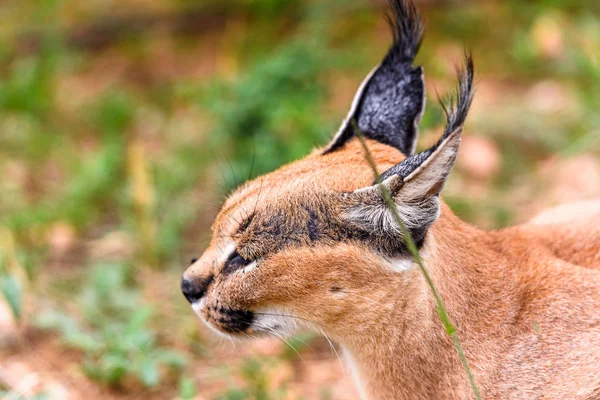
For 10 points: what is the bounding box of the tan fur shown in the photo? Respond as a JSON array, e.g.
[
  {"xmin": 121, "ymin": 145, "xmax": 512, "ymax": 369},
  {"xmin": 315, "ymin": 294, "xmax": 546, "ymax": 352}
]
[{"xmin": 184, "ymin": 139, "xmax": 600, "ymax": 399}]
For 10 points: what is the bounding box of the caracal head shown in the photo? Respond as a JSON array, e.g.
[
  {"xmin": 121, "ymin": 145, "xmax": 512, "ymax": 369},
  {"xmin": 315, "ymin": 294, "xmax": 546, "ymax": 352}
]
[{"xmin": 182, "ymin": 0, "xmax": 474, "ymax": 341}]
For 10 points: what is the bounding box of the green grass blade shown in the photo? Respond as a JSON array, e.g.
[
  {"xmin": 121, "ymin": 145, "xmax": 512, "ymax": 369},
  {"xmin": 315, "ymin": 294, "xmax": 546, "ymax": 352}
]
[{"xmin": 354, "ymin": 126, "xmax": 482, "ymax": 400}]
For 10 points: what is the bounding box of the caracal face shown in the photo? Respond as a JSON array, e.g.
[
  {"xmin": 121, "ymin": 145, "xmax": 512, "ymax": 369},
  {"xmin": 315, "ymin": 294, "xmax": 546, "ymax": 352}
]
[
  {"xmin": 183, "ymin": 140, "xmax": 409, "ymax": 339},
  {"xmin": 182, "ymin": 0, "xmax": 474, "ymax": 343}
]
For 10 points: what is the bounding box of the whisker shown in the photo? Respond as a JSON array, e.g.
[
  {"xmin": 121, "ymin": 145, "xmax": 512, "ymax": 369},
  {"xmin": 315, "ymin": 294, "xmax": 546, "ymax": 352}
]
[
  {"xmin": 252, "ymin": 180, "xmax": 264, "ymax": 217},
  {"xmin": 212, "ymin": 178, "xmax": 231, "ymax": 196},
  {"xmin": 227, "ymin": 333, "xmax": 240, "ymax": 352},
  {"xmin": 253, "ymin": 323, "xmax": 307, "ymax": 364},
  {"xmin": 224, "ymin": 151, "xmax": 240, "ymax": 188},
  {"xmin": 209, "ymin": 149, "xmax": 233, "ymax": 195},
  {"xmin": 253, "ymin": 313, "xmax": 343, "ymax": 366},
  {"xmin": 321, "ymin": 330, "xmax": 344, "ymax": 370},
  {"xmin": 247, "ymin": 141, "xmax": 256, "ymax": 181},
  {"xmin": 253, "ymin": 312, "xmax": 323, "ymax": 327}
]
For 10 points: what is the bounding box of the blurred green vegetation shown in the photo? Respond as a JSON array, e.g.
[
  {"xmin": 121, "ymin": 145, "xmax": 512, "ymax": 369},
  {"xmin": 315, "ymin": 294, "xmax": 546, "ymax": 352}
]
[
  {"xmin": 0, "ymin": 0, "xmax": 598, "ymax": 398},
  {"xmin": 37, "ymin": 263, "xmax": 187, "ymax": 388}
]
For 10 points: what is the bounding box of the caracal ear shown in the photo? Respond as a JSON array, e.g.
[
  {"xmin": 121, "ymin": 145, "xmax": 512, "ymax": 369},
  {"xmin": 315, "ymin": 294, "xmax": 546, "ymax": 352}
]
[
  {"xmin": 344, "ymin": 55, "xmax": 474, "ymax": 247},
  {"xmin": 323, "ymin": 0, "xmax": 425, "ymax": 157}
]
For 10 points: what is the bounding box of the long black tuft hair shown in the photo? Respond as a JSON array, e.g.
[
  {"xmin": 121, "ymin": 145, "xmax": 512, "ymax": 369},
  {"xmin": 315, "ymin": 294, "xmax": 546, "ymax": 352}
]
[
  {"xmin": 385, "ymin": 0, "xmax": 424, "ymax": 63},
  {"xmin": 440, "ymin": 53, "xmax": 475, "ymax": 139}
]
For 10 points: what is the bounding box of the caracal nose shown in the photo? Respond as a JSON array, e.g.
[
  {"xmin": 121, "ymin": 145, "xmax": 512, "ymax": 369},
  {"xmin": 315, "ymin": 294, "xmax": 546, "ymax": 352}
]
[{"xmin": 180, "ymin": 275, "xmax": 212, "ymax": 304}]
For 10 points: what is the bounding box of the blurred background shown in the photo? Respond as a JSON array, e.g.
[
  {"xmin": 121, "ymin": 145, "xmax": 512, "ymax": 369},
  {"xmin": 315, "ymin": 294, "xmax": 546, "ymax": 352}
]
[{"xmin": 0, "ymin": 0, "xmax": 599, "ymax": 398}]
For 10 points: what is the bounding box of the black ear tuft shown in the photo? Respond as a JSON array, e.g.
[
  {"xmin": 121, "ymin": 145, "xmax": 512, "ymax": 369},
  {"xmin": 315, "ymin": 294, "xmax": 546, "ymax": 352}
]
[
  {"xmin": 386, "ymin": 0, "xmax": 424, "ymax": 61},
  {"xmin": 439, "ymin": 53, "xmax": 475, "ymax": 142},
  {"xmin": 379, "ymin": 54, "xmax": 474, "ymax": 182},
  {"xmin": 323, "ymin": 0, "xmax": 425, "ymax": 156}
]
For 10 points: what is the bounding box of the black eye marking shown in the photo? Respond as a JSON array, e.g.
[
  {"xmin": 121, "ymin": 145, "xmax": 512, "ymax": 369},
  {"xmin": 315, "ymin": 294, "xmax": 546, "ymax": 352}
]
[
  {"xmin": 238, "ymin": 214, "xmax": 255, "ymax": 234},
  {"xmin": 190, "ymin": 257, "xmax": 198, "ymax": 265},
  {"xmin": 306, "ymin": 208, "xmax": 319, "ymax": 241},
  {"xmin": 222, "ymin": 250, "xmax": 252, "ymax": 275}
]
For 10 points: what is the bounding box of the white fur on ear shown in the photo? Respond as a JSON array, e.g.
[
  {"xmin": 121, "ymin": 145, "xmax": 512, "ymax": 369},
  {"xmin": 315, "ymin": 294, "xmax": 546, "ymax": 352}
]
[
  {"xmin": 346, "ymin": 175, "xmax": 439, "ymax": 236},
  {"xmin": 400, "ymin": 129, "xmax": 461, "ymax": 201},
  {"xmin": 325, "ymin": 65, "xmax": 380, "ymax": 152}
]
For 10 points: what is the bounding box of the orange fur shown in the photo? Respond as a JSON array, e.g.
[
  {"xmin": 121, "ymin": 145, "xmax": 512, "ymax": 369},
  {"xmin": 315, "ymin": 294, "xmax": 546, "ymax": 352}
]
[{"xmin": 184, "ymin": 138, "xmax": 600, "ymax": 399}]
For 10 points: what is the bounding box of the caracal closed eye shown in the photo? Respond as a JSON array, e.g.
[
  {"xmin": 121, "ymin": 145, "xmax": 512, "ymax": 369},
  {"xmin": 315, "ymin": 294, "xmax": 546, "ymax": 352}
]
[{"xmin": 182, "ymin": 1, "xmax": 600, "ymax": 399}]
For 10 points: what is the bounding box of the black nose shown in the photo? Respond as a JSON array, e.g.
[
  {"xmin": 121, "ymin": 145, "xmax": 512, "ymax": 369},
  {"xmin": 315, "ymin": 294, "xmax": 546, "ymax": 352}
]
[{"xmin": 181, "ymin": 276, "xmax": 212, "ymax": 304}]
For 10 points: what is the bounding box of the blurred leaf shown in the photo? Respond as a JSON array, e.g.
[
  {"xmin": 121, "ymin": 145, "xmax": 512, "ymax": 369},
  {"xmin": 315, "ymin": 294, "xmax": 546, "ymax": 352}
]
[
  {"xmin": 139, "ymin": 361, "xmax": 160, "ymax": 387},
  {"xmin": 100, "ymin": 353, "xmax": 129, "ymax": 385},
  {"xmin": 219, "ymin": 388, "xmax": 248, "ymax": 400},
  {"xmin": 17, "ymin": 250, "xmax": 36, "ymax": 281},
  {"xmin": 1, "ymin": 274, "xmax": 22, "ymax": 321},
  {"xmin": 178, "ymin": 376, "xmax": 197, "ymax": 400},
  {"xmin": 156, "ymin": 349, "xmax": 187, "ymax": 367},
  {"xmin": 94, "ymin": 91, "xmax": 135, "ymax": 140},
  {"xmin": 125, "ymin": 307, "xmax": 153, "ymax": 333}
]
